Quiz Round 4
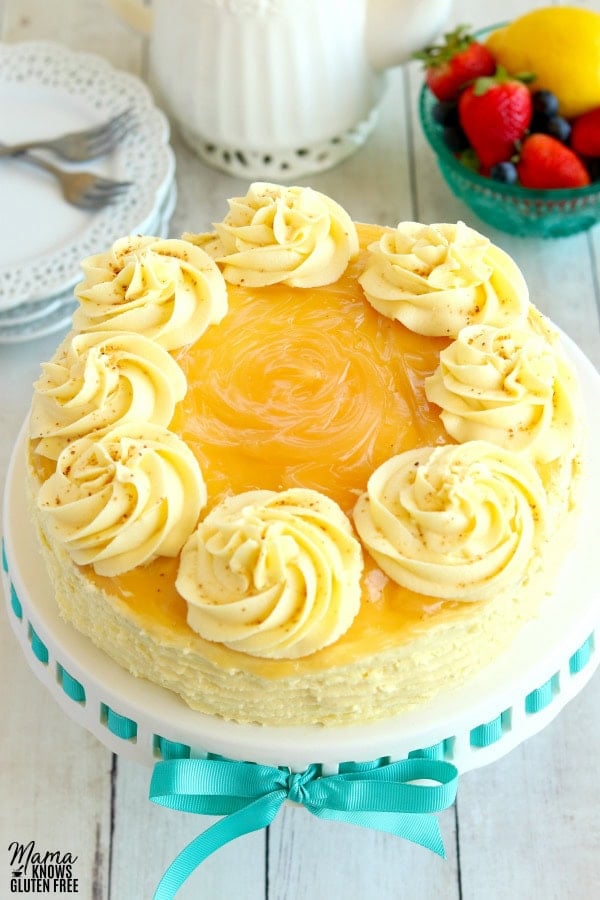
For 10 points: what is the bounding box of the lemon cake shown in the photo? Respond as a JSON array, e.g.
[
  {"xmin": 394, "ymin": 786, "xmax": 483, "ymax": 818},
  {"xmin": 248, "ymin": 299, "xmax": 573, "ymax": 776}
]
[{"xmin": 26, "ymin": 183, "xmax": 584, "ymax": 726}]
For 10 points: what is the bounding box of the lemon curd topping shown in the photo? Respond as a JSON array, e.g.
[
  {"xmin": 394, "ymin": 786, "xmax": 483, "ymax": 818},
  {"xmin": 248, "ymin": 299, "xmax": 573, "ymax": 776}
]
[
  {"xmin": 65, "ymin": 224, "xmax": 461, "ymax": 678},
  {"xmin": 171, "ymin": 225, "xmax": 450, "ymax": 511}
]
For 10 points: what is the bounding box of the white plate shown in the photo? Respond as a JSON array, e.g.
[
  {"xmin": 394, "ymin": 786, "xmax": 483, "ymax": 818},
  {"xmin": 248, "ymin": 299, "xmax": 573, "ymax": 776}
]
[
  {"xmin": 0, "ymin": 294, "xmax": 66, "ymax": 327},
  {"xmin": 2, "ymin": 333, "xmax": 599, "ymax": 773},
  {"xmin": 0, "ymin": 298, "xmax": 78, "ymax": 344},
  {"xmin": 0, "ymin": 179, "xmax": 178, "ymax": 344},
  {"xmin": 0, "ymin": 40, "xmax": 174, "ymax": 312}
]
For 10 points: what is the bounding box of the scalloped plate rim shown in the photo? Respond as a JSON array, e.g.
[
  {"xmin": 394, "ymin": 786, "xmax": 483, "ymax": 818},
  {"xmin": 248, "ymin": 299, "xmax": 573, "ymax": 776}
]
[{"xmin": 0, "ymin": 40, "xmax": 173, "ymax": 311}]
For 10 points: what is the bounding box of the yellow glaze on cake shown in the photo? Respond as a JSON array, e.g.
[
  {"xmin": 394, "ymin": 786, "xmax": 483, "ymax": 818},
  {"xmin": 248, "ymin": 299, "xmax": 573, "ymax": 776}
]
[{"xmin": 27, "ymin": 198, "xmax": 584, "ymax": 726}]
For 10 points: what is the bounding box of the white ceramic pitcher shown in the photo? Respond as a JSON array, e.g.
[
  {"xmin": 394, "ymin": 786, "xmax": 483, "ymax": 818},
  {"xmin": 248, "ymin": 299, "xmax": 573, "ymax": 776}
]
[{"xmin": 108, "ymin": 0, "xmax": 452, "ymax": 178}]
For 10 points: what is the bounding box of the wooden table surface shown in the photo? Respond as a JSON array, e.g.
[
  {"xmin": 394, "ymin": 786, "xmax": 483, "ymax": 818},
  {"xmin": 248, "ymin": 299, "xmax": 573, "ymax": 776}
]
[{"xmin": 1, "ymin": 1, "xmax": 599, "ymax": 897}]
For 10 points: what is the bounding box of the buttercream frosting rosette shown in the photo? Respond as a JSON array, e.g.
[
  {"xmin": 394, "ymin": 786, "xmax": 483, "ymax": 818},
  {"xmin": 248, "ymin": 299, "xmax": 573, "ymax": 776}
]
[
  {"xmin": 30, "ymin": 331, "xmax": 186, "ymax": 461},
  {"xmin": 176, "ymin": 488, "xmax": 363, "ymax": 659},
  {"xmin": 36, "ymin": 423, "xmax": 206, "ymax": 577},
  {"xmin": 353, "ymin": 441, "xmax": 548, "ymax": 602},
  {"xmin": 425, "ymin": 323, "xmax": 581, "ymax": 464},
  {"xmin": 358, "ymin": 221, "xmax": 529, "ymax": 337},
  {"xmin": 73, "ymin": 236, "xmax": 228, "ymax": 350},
  {"xmin": 185, "ymin": 182, "xmax": 359, "ymax": 288}
]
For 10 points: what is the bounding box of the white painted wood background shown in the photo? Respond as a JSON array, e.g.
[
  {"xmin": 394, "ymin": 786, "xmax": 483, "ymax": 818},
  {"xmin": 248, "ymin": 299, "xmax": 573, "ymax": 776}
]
[{"xmin": 0, "ymin": 0, "xmax": 598, "ymax": 897}]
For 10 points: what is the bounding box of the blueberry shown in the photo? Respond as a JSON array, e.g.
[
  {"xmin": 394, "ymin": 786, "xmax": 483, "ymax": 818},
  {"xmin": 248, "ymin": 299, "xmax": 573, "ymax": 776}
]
[
  {"xmin": 529, "ymin": 112, "xmax": 549, "ymax": 134},
  {"xmin": 532, "ymin": 90, "xmax": 560, "ymax": 118},
  {"xmin": 547, "ymin": 116, "xmax": 572, "ymax": 143},
  {"xmin": 490, "ymin": 161, "xmax": 519, "ymax": 184},
  {"xmin": 432, "ymin": 100, "xmax": 459, "ymax": 127},
  {"xmin": 443, "ymin": 125, "xmax": 469, "ymax": 152}
]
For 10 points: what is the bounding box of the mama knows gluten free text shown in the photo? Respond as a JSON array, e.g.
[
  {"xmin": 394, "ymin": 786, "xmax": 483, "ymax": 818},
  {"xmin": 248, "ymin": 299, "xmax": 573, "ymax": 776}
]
[{"xmin": 8, "ymin": 841, "xmax": 78, "ymax": 894}]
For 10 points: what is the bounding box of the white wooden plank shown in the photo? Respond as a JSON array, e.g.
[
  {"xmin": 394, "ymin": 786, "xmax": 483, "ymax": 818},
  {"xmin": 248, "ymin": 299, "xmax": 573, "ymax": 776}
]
[
  {"xmin": 587, "ymin": 229, "xmax": 600, "ymax": 355},
  {"xmin": 457, "ymin": 681, "xmax": 600, "ymax": 900},
  {"xmin": 268, "ymin": 805, "xmax": 459, "ymax": 900},
  {"xmin": 167, "ymin": 130, "xmax": 251, "ymax": 236},
  {"xmin": 0, "ymin": 609, "xmax": 113, "ymax": 898},
  {"xmin": 0, "ymin": 332, "xmax": 113, "ymax": 898},
  {"xmin": 2, "ymin": 0, "xmax": 145, "ymax": 69},
  {"xmin": 111, "ymin": 758, "xmax": 266, "ymax": 900}
]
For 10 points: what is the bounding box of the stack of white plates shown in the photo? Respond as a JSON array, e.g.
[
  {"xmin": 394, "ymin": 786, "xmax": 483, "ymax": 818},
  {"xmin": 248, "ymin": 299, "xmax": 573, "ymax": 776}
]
[{"xmin": 0, "ymin": 41, "xmax": 177, "ymax": 344}]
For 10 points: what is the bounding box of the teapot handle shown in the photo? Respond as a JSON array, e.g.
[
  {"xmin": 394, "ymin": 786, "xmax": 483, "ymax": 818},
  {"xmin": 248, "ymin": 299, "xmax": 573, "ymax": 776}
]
[{"xmin": 106, "ymin": 0, "xmax": 153, "ymax": 36}]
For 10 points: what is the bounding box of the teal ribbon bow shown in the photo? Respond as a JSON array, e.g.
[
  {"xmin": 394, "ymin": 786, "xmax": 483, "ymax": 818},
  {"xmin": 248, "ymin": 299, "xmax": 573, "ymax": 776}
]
[{"xmin": 150, "ymin": 755, "xmax": 459, "ymax": 899}]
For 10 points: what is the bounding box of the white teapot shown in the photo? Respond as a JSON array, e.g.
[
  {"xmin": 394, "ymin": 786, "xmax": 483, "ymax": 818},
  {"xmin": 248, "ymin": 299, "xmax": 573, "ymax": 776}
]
[{"xmin": 108, "ymin": 0, "xmax": 452, "ymax": 177}]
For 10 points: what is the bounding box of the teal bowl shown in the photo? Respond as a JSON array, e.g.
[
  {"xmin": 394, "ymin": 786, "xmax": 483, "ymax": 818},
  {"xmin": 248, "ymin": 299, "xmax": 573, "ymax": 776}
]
[{"xmin": 418, "ymin": 50, "xmax": 600, "ymax": 238}]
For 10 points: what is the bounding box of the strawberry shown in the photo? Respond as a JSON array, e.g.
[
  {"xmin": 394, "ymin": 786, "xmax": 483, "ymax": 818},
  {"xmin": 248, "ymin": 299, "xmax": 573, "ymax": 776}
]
[
  {"xmin": 517, "ymin": 134, "xmax": 591, "ymax": 189},
  {"xmin": 415, "ymin": 25, "xmax": 496, "ymax": 102},
  {"xmin": 570, "ymin": 106, "xmax": 600, "ymax": 158},
  {"xmin": 458, "ymin": 67, "xmax": 533, "ymax": 169}
]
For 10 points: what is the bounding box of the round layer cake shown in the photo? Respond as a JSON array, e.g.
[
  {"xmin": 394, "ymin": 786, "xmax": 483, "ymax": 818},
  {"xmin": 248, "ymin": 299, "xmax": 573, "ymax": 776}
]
[{"xmin": 26, "ymin": 183, "xmax": 584, "ymax": 726}]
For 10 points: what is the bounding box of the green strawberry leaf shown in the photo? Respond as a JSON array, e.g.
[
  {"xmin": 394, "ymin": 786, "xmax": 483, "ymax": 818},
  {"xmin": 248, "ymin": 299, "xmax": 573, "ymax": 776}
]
[
  {"xmin": 473, "ymin": 76, "xmax": 497, "ymax": 96},
  {"xmin": 472, "ymin": 65, "xmax": 537, "ymax": 95},
  {"xmin": 458, "ymin": 148, "xmax": 480, "ymax": 172},
  {"xmin": 514, "ymin": 71, "xmax": 537, "ymax": 84},
  {"xmin": 412, "ymin": 24, "xmax": 474, "ymax": 66}
]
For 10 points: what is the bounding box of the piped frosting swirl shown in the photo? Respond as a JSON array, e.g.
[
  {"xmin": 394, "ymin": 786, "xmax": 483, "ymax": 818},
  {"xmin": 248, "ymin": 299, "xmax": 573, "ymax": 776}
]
[
  {"xmin": 73, "ymin": 236, "xmax": 228, "ymax": 350},
  {"xmin": 353, "ymin": 441, "xmax": 548, "ymax": 602},
  {"xmin": 358, "ymin": 221, "xmax": 529, "ymax": 337},
  {"xmin": 30, "ymin": 330, "xmax": 186, "ymax": 460},
  {"xmin": 425, "ymin": 323, "xmax": 581, "ymax": 463},
  {"xmin": 176, "ymin": 488, "xmax": 363, "ymax": 659},
  {"xmin": 186, "ymin": 182, "xmax": 359, "ymax": 288},
  {"xmin": 36, "ymin": 423, "xmax": 206, "ymax": 577}
]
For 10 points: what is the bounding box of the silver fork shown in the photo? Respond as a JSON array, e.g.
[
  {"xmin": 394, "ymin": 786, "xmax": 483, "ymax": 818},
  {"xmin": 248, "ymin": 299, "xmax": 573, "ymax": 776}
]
[
  {"xmin": 14, "ymin": 153, "xmax": 132, "ymax": 209},
  {"xmin": 0, "ymin": 108, "xmax": 133, "ymax": 161}
]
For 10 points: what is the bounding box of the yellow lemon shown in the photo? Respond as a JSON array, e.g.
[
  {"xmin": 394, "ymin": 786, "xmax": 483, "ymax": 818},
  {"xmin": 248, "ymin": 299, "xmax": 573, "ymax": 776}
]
[{"xmin": 486, "ymin": 6, "xmax": 600, "ymax": 118}]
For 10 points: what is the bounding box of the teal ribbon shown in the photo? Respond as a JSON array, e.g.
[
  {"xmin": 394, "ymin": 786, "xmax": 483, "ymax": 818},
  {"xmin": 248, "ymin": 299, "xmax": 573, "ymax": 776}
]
[{"xmin": 150, "ymin": 755, "xmax": 459, "ymax": 899}]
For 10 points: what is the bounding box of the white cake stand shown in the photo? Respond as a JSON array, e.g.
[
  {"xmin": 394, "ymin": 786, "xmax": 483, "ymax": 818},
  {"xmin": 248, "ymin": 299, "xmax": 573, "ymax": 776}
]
[{"xmin": 3, "ymin": 334, "xmax": 599, "ymax": 776}]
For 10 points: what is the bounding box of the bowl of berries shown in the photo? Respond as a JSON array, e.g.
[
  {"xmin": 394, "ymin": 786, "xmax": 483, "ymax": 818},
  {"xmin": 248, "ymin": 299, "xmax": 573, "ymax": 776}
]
[{"xmin": 417, "ymin": 9, "xmax": 600, "ymax": 238}]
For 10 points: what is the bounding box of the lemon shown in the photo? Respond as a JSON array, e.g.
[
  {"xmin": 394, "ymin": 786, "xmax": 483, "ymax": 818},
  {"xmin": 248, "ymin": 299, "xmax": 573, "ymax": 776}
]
[{"xmin": 486, "ymin": 6, "xmax": 600, "ymax": 118}]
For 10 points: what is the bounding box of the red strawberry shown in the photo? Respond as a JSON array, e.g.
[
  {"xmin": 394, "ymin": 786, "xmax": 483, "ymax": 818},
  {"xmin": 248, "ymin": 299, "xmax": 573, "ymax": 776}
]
[
  {"xmin": 415, "ymin": 25, "xmax": 496, "ymax": 102},
  {"xmin": 570, "ymin": 107, "xmax": 600, "ymax": 158},
  {"xmin": 517, "ymin": 134, "xmax": 591, "ymax": 188},
  {"xmin": 458, "ymin": 67, "xmax": 533, "ymax": 169}
]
